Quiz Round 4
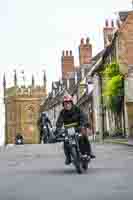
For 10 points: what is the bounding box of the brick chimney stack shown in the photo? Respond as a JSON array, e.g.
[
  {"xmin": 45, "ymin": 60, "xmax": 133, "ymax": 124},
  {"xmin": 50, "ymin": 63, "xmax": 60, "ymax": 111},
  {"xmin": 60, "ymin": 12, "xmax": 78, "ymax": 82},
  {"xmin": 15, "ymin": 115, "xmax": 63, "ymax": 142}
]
[
  {"xmin": 61, "ymin": 50, "xmax": 74, "ymax": 79},
  {"xmin": 79, "ymin": 37, "xmax": 92, "ymax": 65},
  {"xmin": 103, "ymin": 19, "xmax": 115, "ymax": 47}
]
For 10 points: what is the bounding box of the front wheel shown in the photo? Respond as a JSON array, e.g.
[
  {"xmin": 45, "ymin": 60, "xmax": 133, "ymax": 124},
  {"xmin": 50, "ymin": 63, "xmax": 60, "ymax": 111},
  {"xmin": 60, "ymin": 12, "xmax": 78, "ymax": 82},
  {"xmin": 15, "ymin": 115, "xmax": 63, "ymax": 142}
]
[
  {"xmin": 81, "ymin": 155, "xmax": 90, "ymax": 171},
  {"xmin": 71, "ymin": 147, "xmax": 84, "ymax": 174},
  {"xmin": 43, "ymin": 135, "xmax": 49, "ymax": 143},
  {"xmin": 42, "ymin": 128, "xmax": 49, "ymax": 144},
  {"xmin": 82, "ymin": 161, "xmax": 88, "ymax": 171}
]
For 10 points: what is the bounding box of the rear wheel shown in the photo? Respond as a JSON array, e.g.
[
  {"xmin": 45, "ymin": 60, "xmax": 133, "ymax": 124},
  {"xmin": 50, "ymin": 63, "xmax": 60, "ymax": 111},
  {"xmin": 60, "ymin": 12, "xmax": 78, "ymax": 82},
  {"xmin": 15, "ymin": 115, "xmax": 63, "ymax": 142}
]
[
  {"xmin": 43, "ymin": 129, "xmax": 49, "ymax": 144},
  {"xmin": 82, "ymin": 162, "xmax": 88, "ymax": 171},
  {"xmin": 71, "ymin": 147, "xmax": 84, "ymax": 174},
  {"xmin": 81, "ymin": 155, "xmax": 90, "ymax": 171}
]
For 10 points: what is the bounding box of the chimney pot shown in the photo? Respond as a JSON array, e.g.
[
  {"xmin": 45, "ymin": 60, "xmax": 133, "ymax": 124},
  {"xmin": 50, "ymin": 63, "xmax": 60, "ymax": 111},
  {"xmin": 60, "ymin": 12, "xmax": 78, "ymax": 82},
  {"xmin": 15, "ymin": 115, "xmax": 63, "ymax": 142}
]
[
  {"xmin": 116, "ymin": 19, "xmax": 121, "ymax": 28},
  {"xmin": 105, "ymin": 19, "xmax": 109, "ymax": 27},
  {"xmin": 80, "ymin": 38, "xmax": 84, "ymax": 44},
  {"xmin": 62, "ymin": 50, "xmax": 65, "ymax": 56},
  {"xmin": 61, "ymin": 49, "xmax": 74, "ymax": 79},
  {"xmin": 111, "ymin": 19, "xmax": 114, "ymax": 27},
  {"xmin": 79, "ymin": 37, "xmax": 92, "ymax": 65},
  {"xmin": 86, "ymin": 37, "xmax": 90, "ymax": 44}
]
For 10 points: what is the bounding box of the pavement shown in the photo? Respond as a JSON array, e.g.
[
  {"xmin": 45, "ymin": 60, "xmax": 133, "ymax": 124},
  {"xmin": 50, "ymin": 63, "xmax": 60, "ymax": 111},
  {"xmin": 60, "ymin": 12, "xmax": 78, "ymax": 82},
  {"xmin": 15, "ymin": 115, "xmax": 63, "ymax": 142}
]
[
  {"xmin": 103, "ymin": 138, "xmax": 133, "ymax": 146},
  {"xmin": 0, "ymin": 143, "xmax": 133, "ymax": 200}
]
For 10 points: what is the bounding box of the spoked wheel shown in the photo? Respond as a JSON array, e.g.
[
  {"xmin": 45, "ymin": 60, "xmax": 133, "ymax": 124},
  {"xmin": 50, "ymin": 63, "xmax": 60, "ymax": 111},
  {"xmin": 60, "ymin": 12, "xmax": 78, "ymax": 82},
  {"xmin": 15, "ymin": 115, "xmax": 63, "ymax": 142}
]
[
  {"xmin": 81, "ymin": 155, "xmax": 90, "ymax": 171},
  {"xmin": 82, "ymin": 161, "xmax": 88, "ymax": 171},
  {"xmin": 71, "ymin": 147, "xmax": 84, "ymax": 174},
  {"xmin": 43, "ymin": 135, "xmax": 48, "ymax": 144}
]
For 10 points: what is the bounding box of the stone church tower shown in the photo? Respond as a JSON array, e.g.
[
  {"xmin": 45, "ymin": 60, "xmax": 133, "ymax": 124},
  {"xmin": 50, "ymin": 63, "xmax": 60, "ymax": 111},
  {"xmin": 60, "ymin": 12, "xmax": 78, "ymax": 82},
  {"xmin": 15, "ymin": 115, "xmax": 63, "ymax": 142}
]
[{"xmin": 3, "ymin": 70, "xmax": 47, "ymax": 144}]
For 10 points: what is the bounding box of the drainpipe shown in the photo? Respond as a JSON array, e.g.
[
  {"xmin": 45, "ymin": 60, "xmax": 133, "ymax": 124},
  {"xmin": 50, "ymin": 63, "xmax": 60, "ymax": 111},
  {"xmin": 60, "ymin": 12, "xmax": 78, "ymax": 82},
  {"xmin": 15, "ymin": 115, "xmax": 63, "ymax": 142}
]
[
  {"xmin": 91, "ymin": 95, "xmax": 95, "ymax": 141},
  {"xmin": 88, "ymin": 76, "xmax": 95, "ymax": 141},
  {"xmin": 122, "ymin": 77, "xmax": 126, "ymax": 137},
  {"xmin": 98, "ymin": 73, "xmax": 104, "ymax": 142}
]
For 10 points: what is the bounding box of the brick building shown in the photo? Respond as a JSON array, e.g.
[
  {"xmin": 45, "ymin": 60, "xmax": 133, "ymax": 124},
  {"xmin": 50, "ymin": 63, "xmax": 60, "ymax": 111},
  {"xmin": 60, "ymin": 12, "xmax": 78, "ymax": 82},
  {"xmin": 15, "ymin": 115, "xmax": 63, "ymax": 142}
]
[
  {"xmin": 89, "ymin": 11, "xmax": 133, "ymax": 139},
  {"xmin": 118, "ymin": 11, "xmax": 133, "ymax": 138},
  {"xmin": 43, "ymin": 10, "xmax": 133, "ymax": 140},
  {"xmin": 42, "ymin": 37, "xmax": 94, "ymax": 127}
]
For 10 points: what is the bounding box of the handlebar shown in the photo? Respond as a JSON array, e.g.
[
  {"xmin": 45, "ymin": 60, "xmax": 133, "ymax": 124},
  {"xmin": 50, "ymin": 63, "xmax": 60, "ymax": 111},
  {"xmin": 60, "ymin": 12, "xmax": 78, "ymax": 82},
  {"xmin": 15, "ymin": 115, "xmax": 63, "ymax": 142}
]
[
  {"xmin": 51, "ymin": 126, "xmax": 84, "ymax": 143},
  {"xmin": 54, "ymin": 129, "xmax": 65, "ymax": 138}
]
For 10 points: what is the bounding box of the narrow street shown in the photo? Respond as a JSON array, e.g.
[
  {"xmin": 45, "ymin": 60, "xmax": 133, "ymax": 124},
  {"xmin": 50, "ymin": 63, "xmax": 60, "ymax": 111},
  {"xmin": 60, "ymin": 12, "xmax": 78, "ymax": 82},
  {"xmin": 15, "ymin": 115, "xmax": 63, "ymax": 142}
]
[{"xmin": 0, "ymin": 143, "xmax": 133, "ymax": 200}]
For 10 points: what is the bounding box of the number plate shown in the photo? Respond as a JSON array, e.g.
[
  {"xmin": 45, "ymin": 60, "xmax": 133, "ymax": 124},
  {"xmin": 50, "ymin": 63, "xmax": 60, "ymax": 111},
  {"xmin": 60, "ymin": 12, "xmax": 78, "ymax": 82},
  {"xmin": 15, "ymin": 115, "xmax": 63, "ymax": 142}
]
[
  {"xmin": 72, "ymin": 139, "xmax": 76, "ymax": 144},
  {"xmin": 67, "ymin": 128, "xmax": 75, "ymax": 136}
]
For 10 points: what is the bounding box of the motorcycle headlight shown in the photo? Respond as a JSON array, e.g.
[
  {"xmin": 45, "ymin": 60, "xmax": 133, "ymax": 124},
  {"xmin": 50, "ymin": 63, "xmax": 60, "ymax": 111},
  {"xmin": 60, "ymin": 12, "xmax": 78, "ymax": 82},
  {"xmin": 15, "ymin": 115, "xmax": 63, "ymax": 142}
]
[
  {"xmin": 65, "ymin": 136, "xmax": 68, "ymax": 140},
  {"xmin": 67, "ymin": 128, "xmax": 75, "ymax": 136}
]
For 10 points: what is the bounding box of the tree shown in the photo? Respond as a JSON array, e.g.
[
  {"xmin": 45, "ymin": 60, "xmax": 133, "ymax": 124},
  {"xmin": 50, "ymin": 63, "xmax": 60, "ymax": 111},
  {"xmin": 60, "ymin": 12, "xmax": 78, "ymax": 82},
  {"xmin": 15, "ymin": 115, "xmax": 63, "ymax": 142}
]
[{"xmin": 102, "ymin": 62, "xmax": 124, "ymax": 131}]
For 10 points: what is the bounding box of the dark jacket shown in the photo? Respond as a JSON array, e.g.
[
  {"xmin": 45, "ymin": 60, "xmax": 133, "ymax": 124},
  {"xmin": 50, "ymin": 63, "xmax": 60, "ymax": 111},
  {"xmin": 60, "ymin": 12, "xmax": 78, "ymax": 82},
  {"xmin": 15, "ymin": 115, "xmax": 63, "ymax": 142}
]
[
  {"xmin": 38, "ymin": 115, "xmax": 52, "ymax": 129},
  {"xmin": 56, "ymin": 105, "xmax": 90, "ymax": 128}
]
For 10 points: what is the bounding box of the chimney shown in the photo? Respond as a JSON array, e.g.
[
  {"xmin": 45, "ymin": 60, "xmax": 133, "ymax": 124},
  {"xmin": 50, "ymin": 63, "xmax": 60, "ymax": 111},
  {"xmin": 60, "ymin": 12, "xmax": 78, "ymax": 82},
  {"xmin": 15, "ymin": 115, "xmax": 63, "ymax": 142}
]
[
  {"xmin": 43, "ymin": 70, "xmax": 46, "ymax": 86},
  {"xmin": 61, "ymin": 50, "xmax": 74, "ymax": 80},
  {"xmin": 13, "ymin": 70, "xmax": 17, "ymax": 86},
  {"xmin": 79, "ymin": 37, "xmax": 92, "ymax": 65},
  {"xmin": 32, "ymin": 74, "xmax": 35, "ymax": 87},
  {"xmin": 3, "ymin": 72, "xmax": 6, "ymax": 98},
  {"xmin": 116, "ymin": 19, "xmax": 121, "ymax": 29},
  {"xmin": 103, "ymin": 19, "xmax": 115, "ymax": 47}
]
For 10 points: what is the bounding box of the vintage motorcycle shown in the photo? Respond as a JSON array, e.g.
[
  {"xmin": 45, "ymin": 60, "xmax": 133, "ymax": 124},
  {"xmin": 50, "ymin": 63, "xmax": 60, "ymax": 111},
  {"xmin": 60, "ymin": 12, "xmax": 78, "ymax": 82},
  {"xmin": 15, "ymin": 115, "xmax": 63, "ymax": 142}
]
[
  {"xmin": 42, "ymin": 125, "xmax": 49, "ymax": 143},
  {"xmin": 55, "ymin": 124, "xmax": 91, "ymax": 174},
  {"xmin": 42, "ymin": 124, "xmax": 54, "ymax": 144},
  {"xmin": 15, "ymin": 135, "xmax": 24, "ymax": 145}
]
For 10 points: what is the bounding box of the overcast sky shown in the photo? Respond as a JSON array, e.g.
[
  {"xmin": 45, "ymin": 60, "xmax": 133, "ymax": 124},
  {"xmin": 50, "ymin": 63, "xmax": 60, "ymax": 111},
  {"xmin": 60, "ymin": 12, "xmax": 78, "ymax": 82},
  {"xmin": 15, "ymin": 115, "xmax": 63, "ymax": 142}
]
[
  {"xmin": 0, "ymin": 0, "xmax": 132, "ymax": 144},
  {"xmin": 0, "ymin": 0, "xmax": 132, "ymax": 92}
]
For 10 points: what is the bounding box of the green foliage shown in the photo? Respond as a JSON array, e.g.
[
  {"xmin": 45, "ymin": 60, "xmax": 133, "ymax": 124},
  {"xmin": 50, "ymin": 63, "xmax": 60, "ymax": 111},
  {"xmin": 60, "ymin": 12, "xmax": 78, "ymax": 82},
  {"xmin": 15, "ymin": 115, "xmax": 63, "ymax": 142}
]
[
  {"xmin": 104, "ymin": 95, "xmax": 123, "ymax": 113},
  {"xmin": 102, "ymin": 62, "xmax": 124, "ymax": 113},
  {"xmin": 103, "ymin": 75, "xmax": 123, "ymax": 96},
  {"xmin": 102, "ymin": 62, "xmax": 120, "ymax": 78}
]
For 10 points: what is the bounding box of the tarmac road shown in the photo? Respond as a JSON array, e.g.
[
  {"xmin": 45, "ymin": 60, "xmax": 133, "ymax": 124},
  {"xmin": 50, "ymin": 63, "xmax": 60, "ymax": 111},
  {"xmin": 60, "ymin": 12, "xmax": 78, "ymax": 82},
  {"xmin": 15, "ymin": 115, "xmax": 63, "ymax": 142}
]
[{"xmin": 0, "ymin": 143, "xmax": 133, "ymax": 200}]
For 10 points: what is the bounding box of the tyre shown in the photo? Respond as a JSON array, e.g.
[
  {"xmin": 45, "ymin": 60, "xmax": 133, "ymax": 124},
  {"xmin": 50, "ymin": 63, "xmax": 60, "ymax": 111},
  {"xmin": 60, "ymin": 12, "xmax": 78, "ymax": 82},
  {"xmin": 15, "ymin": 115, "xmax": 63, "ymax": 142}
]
[
  {"xmin": 81, "ymin": 155, "xmax": 90, "ymax": 171},
  {"xmin": 43, "ymin": 134, "xmax": 48, "ymax": 144},
  {"xmin": 43, "ymin": 129, "xmax": 49, "ymax": 144},
  {"xmin": 71, "ymin": 147, "xmax": 84, "ymax": 174},
  {"xmin": 82, "ymin": 161, "xmax": 88, "ymax": 171}
]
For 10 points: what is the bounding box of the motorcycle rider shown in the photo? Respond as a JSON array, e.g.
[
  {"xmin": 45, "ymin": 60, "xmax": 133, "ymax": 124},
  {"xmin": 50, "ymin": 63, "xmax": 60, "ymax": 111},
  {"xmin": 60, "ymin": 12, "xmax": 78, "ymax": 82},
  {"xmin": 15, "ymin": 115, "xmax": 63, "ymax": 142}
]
[
  {"xmin": 15, "ymin": 133, "xmax": 24, "ymax": 144},
  {"xmin": 38, "ymin": 112, "xmax": 52, "ymax": 143},
  {"xmin": 55, "ymin": 94, "xmax": 95, "ymax": 165}
]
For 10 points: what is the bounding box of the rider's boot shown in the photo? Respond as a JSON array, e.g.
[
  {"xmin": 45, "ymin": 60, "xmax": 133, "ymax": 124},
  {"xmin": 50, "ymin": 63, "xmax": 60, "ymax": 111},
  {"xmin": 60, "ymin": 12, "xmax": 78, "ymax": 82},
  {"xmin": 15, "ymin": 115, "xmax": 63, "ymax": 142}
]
[
  {"xmin": 64, "ymin": 143, "xmax": 71, "ymax": 165},
  {"xmin": 65, "ymin": 156, "xmax": 71, "ymax": 165}
]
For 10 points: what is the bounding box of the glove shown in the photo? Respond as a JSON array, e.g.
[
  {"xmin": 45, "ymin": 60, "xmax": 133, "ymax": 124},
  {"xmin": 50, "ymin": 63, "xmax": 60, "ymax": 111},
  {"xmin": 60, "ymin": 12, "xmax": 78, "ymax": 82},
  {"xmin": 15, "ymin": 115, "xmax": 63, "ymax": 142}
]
[
  {"xmin": 48, "ymin": 134, "xmax": 56, "ymax": 143},
  {"xmin": 54, "ymin": 128, "xmax": 62, "ymax": 136}
]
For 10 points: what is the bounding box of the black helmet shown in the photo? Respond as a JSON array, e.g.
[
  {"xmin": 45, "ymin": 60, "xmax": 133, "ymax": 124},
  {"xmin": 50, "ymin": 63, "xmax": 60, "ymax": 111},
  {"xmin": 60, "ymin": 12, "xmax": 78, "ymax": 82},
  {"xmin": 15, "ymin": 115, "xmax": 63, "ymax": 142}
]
[{"xmin": 41, "ymin": 112, "xmax": 47, "ymax": 117}]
